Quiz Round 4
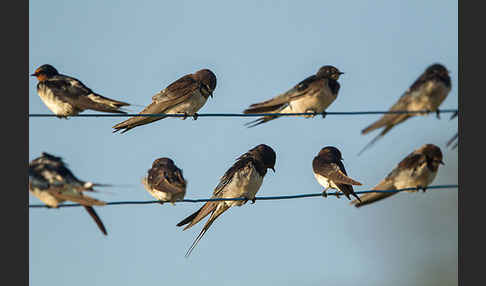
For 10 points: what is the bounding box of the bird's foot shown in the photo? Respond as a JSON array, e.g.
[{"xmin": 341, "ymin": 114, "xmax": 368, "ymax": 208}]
[
  {"xmin": 322, "ymin": 190, "xmax": 328, "ymax": 198},
  {"xmin": 321, "ymin": 111, "xmax": 327, "ymax": 119},
  {"xmin": 416, "ymin": 185, "xmax": 427, "ymax": 193},
  {"xmin": 241, "ymin": 196, "xmax": 256, "ymax": 204},
  {"xmin": 436, "ymin": 110, "xmax": 441, "ymax": 119},
  {"xmin": 334, "ymin": 192, "xmax": 341, "ymax": 199},
  {"xmin": 158, "ymin": 201, "xmax": 165, "ymax": 205},
  {"xmin": 304, "ymin": 109, "xmax": 317, "ymax": 118},
  {"xmin": 193, "ymin": 113, "xmax": 199, "ymax": 120},
  {"xmin": 182, "ymin": 112, "xmax": 189, "ymax": 120}
]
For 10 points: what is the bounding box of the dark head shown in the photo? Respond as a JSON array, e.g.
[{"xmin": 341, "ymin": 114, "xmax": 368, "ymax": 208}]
[
  {"xmin": 316, "ymin": 65, "xmax": 344, "ymax": 80},
  {"xmin": 152, "ymin": 157, "xmax": 175, "ymax": 168},
  {"xmin": 249, "ymin": 144, "xmax": 276, "ymax": 172},
  {"xmin": 317, "ymin": 146, "xmax": 343, "ymax": 161},
  {"xmin": 31, "ymin": 64, "xmax": 59, "ymax": 81},
  {"xmin": 30, "ymin": 152, "xmax": 64, "ymax": 167},
  {"xmin": 418, "ymin": 144, "xmax": 444, "ymax": 169},
  {"xmin": 194, "ymin": 69, "xmax": 217, "ymax": 98},
  {"xmin": 425, "ymin": 63, "xmax": 449, "ymax": 78}
]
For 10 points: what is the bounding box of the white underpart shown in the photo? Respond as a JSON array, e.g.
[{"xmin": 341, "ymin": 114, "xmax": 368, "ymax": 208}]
[
  {"xmin": 37, "ymin": 85, "xmax": 77, "ymax": 116},
  {"xmin": 281, "ymin": 87, "xmax": 337, "ymax": 116},
  {"xmin": 29, "ymin": 188, "xmax": 64, "ymax": 207},
  {"xmin": 163, "ymin": 90, "xmax": 208, "ymax": 115},
  {"xmin": 141, "ymin": 177, "xmax": 185, "ymax": 202},
  {"xmin": 220, "ymin": 163, "xmax": 264, "ymax": 208},
  {"xmin": 313, "ymin": 173, "xmax": 341, "ymax": 192},
  {"xmin": 393, "ymin": 162, "xmax": 438, "ymax": 191},
  {"xmin": 408, "ymin": 81, "xmax": 450, "ymax": 114},
  {"xmin": 29, "ymin": 171, "xmax": 89, "ymax": 207}
]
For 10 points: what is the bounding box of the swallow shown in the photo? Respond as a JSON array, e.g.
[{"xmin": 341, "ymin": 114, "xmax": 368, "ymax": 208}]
[
  {"xmin": 176, "ymin": 144, "xmax": 276, "ymax": 257},
  {"xmin": 243, "ymin": 65, "xmax": 343, "ymax": 127},
  {"xmin": 112, "ymin": 69, "xmax": 217, "ymax": 133},
  {"xmin": 358, "ymin": 63, "xmax": 451, "ymax": 155},
  {"xmin": 351, "ymin": 144, "xmax": 444, "ymax": 208},
  {"xmin": 142, "ymin": 157, "xmax": 187, "ymax": 204},
  {"xmin": 29, "ymin": 152, "xmax": 109, "ymax": 235},
  {"xmin": 312, "ymin": 146, "xmax": 362, "ymax": 201},
  {"xmin": 31, "ymin": 64, "xmax": 130, "ymax": 118}
]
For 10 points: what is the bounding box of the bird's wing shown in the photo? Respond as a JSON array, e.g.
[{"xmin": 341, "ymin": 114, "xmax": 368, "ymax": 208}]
[
  {"xmin": 361, "ymin": 91, "xmax": 414, "ymax": 135},
  {"xmin": 43, "ymin": 75, "xmax": 128, "ymax": 113},
  {"xmin": 350, "ymin": 177, "xmax": 397, "ymax": 208},
  {"xmin": 112, "ymin": 74, "xmax": 199, "ymax": 132},
  {"xmin": 351, "ymin": 152, "xmax": 424, "ymax": 207},
  {"xmin": 150, "ymin": 74, "xmax": 201, "ymax": 109},
  {"xmin": 334, "ymin": 161, "xmax": 361, "ymax": 201},
  {"xmin": 147, "ymin": 166, "xmax": 186, "ymax": 195},
  {"xmin": 313, "ymin": 160, "xmax": 362, "ymax": 186},
  {"xmin": 212, "ymin": 156, "xmax": 254, "ymax": 197},
  {"xmin": 243, "ymin": 75, "xmax": 318, "ymax": 114}
]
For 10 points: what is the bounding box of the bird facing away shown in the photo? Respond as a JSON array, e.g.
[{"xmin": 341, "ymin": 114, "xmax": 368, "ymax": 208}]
[
  {"xmin": 31, "ymin": 64, "xmax": 130, "ymax": 118},
  {"xmin": 29, "ymin": 152, "xmax": 109, "ymax": 235},
  {"xmin": 142, "ymin": 157, "xmax": 187, "ymax": 204},
  {"xmin": 312, "ymin": 146, "xmax": 362, "ymax": 201},
  {"xmin": 243, "ymin": 65, "xmax": 343, "ymax": 127},
  {"xmin": 176, "ymin": 144, "xmax": 276, "ymax": 257},
  {"xmin": 351, "ymin": 144, "xmax": 444, "ymax": 208},
  {"xmin": 112, "ymin": 69, "xmax": 217, "ymax": 133},
  {"xmin": 358, "ymin": 63, "xmax": 451, "ymax": 155}
]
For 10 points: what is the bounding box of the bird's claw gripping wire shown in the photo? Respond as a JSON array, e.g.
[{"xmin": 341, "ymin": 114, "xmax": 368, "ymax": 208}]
[
  {"xmin": 322, "ymin": 189, "xmax": 328, "ymax": 198},
  {"xmin": 242, "ymin": 196, "xmax": 256, "ymax": 204},
  {"xmin": 416, "ymin": 185, "xmax": 427, "ymax": 193}
]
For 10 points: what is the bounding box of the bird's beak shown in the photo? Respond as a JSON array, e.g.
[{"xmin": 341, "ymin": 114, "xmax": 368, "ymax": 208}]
[
  {"xmin": 339, "ymin": 72, "xmax": 345, "ymax": 75},
  {"xmin": 210, "ymin": 92, "xmax": 213, "ymax": 98},
  {"xmin": 30, "ymin": 73, "xmax": 37, "ymax": 77},
  {"xmin": 440, "ymin": 160, "xmax": 445, "ymax": 165}
]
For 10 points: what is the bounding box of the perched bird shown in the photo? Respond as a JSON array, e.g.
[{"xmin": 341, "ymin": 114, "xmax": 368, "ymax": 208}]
[
  {"xmin": 31, "ymin": 64, "xmax": 130, "ymax": 118},
  {"xmin": 358, "ymin": 63, "xmax": 451, "ymax": 155},
  {"xmin": 243, "ymin": 65, "xmax": 343, "ymax": 127},
  {"xmin": 29, "ymin": 152, "xmax": 109, "ymax": 235},
  {"xmin": 351, "ymin": 144, "xmax": 444, "ymax": 208},
  {"xmin": 112, "ymin": 69, "xmax": 217, "ymax": 133},
  {"xmin": 312, "ymin": 146, "xmax": 362, "ymax": 201},
  {"xmin": 176, "ymin": 144, "xmax": 276, "ymax": 257},
  {"xmin": 142, "ymin": 157, "xmax": 187, "ymax": 204}
]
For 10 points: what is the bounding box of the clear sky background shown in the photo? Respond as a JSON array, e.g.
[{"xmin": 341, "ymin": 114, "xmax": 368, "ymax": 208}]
[{"xmin": 29, "ymin": 1, "xmax": 458, "ymax": 285}]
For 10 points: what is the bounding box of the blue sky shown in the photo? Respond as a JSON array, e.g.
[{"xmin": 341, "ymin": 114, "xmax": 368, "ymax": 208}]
[{"xmin": 29, "ymin": 1, "xmax": 458, "ymax": 285}]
